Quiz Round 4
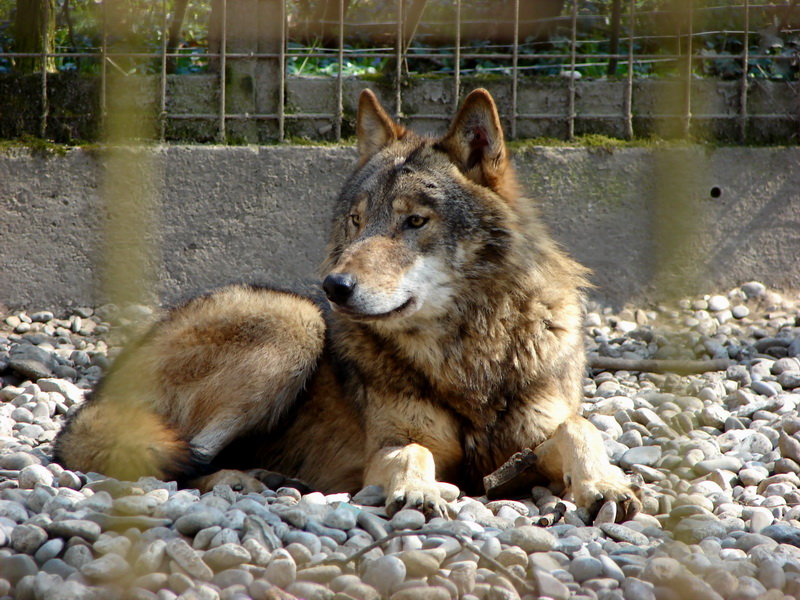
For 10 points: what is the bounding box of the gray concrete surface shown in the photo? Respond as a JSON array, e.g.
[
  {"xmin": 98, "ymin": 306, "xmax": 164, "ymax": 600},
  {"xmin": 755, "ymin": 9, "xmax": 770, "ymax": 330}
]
[{"xmin": 1, "ymin": 144, "xmax": 799, "ymax": 312}]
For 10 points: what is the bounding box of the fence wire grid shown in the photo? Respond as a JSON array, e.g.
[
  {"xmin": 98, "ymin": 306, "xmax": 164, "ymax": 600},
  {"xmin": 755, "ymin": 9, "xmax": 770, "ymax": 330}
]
[{"xmin": 1, "ymin": 0, "xmax": 799, "ymax": 143}]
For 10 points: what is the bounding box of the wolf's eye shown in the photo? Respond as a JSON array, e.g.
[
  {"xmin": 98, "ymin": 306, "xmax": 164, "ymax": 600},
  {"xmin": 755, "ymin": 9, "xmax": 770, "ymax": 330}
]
[
  {"xmin": 406, "ymin": 215, "xmax": 428, "ymax": 229},
  {"xmin": 350, "ymin": 214, "xmax": 361, "ymax": 227}
]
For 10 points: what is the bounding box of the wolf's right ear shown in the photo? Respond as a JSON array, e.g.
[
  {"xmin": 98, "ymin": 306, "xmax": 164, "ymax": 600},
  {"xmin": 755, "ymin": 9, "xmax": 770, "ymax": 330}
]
[
  {"xmin": 356, "ymin": 89, "xmax": 404, "ymax": 164},
  {"xmin": 438, "ymin": 89, "xmax": 513, "ymax": 196}
]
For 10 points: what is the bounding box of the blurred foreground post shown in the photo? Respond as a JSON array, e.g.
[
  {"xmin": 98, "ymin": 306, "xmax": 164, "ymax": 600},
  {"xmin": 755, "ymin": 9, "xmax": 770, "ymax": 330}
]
[
  {"xmin": 100, "ymin": 2, "xmax": 161, "ymax": 309},
  {"xmin": 650, "ymin": 0, "xmax": 709, "ymax": 302}
]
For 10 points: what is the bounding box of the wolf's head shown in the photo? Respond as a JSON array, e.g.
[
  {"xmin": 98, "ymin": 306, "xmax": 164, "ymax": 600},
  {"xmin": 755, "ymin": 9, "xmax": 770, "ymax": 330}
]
[{"xmin": 322, "ymin": 88, "xmax": 530, "ymax": 326}]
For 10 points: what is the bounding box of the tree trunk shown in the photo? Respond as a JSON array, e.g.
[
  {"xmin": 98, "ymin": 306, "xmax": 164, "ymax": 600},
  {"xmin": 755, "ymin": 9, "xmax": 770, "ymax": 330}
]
[
  {"xmin": 14, "ymin": 0, "xmax": 57, "ymax": 73},
  {"xmin": 166, "ymin": 0, "xmax": 191, "ymax": 74}
]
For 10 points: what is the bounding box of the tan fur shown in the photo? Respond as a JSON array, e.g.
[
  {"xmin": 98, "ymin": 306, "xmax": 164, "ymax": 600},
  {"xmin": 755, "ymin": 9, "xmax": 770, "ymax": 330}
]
[{"xmin": 55, "ymin": 89, "xmax": 640, "ymax": 520}]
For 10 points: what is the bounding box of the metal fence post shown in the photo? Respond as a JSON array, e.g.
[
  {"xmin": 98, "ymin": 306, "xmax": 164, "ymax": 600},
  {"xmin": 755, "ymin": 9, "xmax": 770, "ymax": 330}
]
[
  {"xmin": 160, "ymin": 0, "xmax": 168, "ymax": 142},
  {"xmin": 335, "ymin": 0, "xmax": 344, "ymax": 141},
  {"xmin": 511, "ymin": 0, "xmax": 519, "ymax": 140},
  {"xmin": 567, "ymin": 0, "xmax": 577, "ymax": 140},
  {"xmin": 100, "ymin": 1, "xmax": 108, "ymax": 136},
  {"xmin": 453, "ymin": 0, "xmax": 461, "ymax": 115},
  {"xmin": 682, "ymin": 0, "xmax": 693, "ymax": 137},
  {"xmin": 624, "ymin": 0, "xmax": 635, "ymax": 140},
  {"xmin": 395, "ymin": 0, "xmax": 404, "ymax": 119},
  {"xmin": 740, "ymin": 0, "xmax": 750, "ymax": 142},
  {"xmin": 219, "ymin": 0, "xmax": 227, "ymax": 143}
]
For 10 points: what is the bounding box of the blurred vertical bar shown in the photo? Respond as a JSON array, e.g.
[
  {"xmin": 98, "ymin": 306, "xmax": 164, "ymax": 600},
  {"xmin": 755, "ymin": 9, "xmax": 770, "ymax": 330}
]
[
  {"xmin": 453, "ymin": 0, "xmax": 461, "ymax": 114},
  {"xmin": 395, "ymin": 0, "xmax": 403, "ymax": 118},
  {"xmin": 567, "ymin": 0, "xmax": 577, "ymax": 139},
  {"xmin": 651, "ymin": 0, "xmax": 706, "ymax": 301},
  {"xmin": 335, "ymin": 0, "xmax": 344, "ymax": 141},
  {"xmin": 740, "ymin": 0, "xmax": 750, "ymax": 142},
  {"xmin": 682, "ymin": 0, "xmax": 693, "ymax": 137},
  {"xmin": 102, "ymin": 0, "xmax": 160, "ymax": 308},
  {"xmin": 623, "ymin": 0, "xmax": 634, "ymax": 139},
  {"xmin": 160, "ymin": 0, "xmax": 168, "ymax": 142},
  {"xmin": 39, "ymin": 0, "xmax": 49, "ymax": 139},
  {"xmin": 510, "ymin": 0, "xmax": 519, "ymax": 140},
  {"xmin": 218, "ymin": 0, "xmax": 227, "ymax": 143},
  {"xmin": 101, "ymin": 2, "xmax": 108, "ymax": 133}
]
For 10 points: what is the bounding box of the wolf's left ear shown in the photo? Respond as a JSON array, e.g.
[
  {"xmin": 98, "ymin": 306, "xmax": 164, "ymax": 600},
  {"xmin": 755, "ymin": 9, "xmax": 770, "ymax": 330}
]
[
  {"xmin": 438, "ymin": 89, "xmax": 510, "ymax": 193},
  {"xmin": 356, "ymin": 89, "xmax": 404, "ymax": 164}
]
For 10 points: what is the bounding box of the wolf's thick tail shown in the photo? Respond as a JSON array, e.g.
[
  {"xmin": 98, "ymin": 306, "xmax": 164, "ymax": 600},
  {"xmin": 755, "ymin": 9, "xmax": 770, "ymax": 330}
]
[{"xmin": 53, "ymin": 400, "xmax": 203, "ymax": 484}]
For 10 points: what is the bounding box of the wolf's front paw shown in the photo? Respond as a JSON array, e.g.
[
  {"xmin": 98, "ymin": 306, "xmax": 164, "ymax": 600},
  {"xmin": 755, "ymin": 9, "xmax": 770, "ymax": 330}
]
[
  {"xmin": 193, "ymin": 469, "xmax": 268, "ymax": 494},
  {"xmin": 570, "ymin": 468, "xmax": 642, "ymax": 522},
  {"xmin": 386, "ymin": 480, "xmax": 448, "ymax": 519},
  {"xmin": 246, "ymin": 469, "xmax": 314, "ymax": 494}
]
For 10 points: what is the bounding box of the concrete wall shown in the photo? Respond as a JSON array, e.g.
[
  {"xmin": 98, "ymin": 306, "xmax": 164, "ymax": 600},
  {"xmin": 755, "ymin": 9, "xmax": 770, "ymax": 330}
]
[{"xmin": 1, "ymin": 144, "xmax": 799, "ymax": 312}]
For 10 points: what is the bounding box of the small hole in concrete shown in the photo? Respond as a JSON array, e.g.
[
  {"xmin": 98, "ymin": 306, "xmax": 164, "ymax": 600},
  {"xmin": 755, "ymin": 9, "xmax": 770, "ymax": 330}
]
[{"xmin": 710, "ymin": 186, "xmax": 722, "ymax": 199}]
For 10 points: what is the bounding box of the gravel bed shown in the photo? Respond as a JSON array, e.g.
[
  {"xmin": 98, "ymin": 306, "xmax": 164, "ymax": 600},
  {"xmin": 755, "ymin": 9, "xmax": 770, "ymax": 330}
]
[{"xmin": 1, "ymin": 282, "xmax": 800, "ymax": 600}]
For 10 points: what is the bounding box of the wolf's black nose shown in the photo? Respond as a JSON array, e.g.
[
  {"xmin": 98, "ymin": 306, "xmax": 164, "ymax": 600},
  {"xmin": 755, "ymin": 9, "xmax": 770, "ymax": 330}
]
[{"xmin": 323, "ymin": 273, "xmax": 356, "ymax": 305}]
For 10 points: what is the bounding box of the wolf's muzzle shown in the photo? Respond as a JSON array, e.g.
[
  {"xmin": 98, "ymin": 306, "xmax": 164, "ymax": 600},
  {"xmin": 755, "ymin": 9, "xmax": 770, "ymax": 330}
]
[{"xmin": 323, "ymin": 273, "xmax": 356, "ymax": 306}]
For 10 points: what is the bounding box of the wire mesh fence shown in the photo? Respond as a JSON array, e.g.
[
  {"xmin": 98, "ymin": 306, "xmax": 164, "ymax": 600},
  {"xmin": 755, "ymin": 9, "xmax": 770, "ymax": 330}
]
[{"xmin": 0, "ymin": 0, "xmax": 798, "ymax": 143}]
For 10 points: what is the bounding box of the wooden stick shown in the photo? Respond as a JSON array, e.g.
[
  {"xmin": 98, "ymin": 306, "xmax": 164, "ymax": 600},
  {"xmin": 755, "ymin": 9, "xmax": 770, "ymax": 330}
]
[{"xmin": 588, "ymin": 353, "xmax": 734, "ymax": 375}]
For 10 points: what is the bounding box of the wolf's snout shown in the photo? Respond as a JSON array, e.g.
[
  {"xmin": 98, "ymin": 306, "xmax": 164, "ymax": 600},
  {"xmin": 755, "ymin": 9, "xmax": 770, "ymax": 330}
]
[{"xmin": 323, "ymin": 273, "xmax": 356, "ymax": 305}]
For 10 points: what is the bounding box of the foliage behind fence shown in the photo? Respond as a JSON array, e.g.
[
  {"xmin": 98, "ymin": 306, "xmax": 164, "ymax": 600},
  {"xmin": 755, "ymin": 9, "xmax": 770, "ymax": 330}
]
[{"xmin": 0, "ymin": 0, "xmax": 798, "ymax": 143}]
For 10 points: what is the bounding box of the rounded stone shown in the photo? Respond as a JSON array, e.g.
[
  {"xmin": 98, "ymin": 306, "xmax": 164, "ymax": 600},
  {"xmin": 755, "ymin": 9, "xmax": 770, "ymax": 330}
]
[
  {"xmin": 570, "ymin": 556, "xmax": 604, "ymax": 583},
  {"xmin": 174, "ymin": 509, "xmax": 224, "ymax": 536},
  {"xmin": 80, "ymin": 553, "xmax": 131, "ymax": 582},
  {"xmin": 295, "ymin": 565, "xmax": 342, "ymax": 585},
  {"xmin": 284, "ymin": 531, "xmax": 322, "ymax": 556},
  {"xmin": 323, "ymin": 506, "xmax": 358, "ymax": 530},
  {"xmin": 761, "ymin": 524, "xmax": 800, "ymax": 546},
  {"xmin": 390, "ymin": 586, "xmax": 451, "ymax": 600},
  {"xmin": 212, "ymin": 567, "xmax": 255, "ymax": 590},
  {"xmin": 0, "ymin": 554, "xmax": 39, "ymax": 585},
  {"xmin": 641, "ymin": 557, "xmax": 681, "ymax": 585},
  {"xmin": 18, "ymin": 464, "xmax": 55, "ymax": 488},
  {"xmin": 264, "ymin": 550, "xmax": 296, "ymax": 588},
  {"xmin": 398, "ymin": 550, "xmax": 442, "ymax": 577},
  {"xmin": 448, "ymin": 560, "xmax": 477, "ymax": 596},
  {"xmin": 758, "ymin": 559, "xmax": 786, "ymax": 590},
  {"xmin": 742, "ymin": 282, "xmax": 766, "ymax": 298},
  {"xmin": 496, "ymin": 525, "xmax": 556, "ymax": 553},
  {"xmin": 619, "ymin": 446, "xmax": 662, "ymax": 470},
  {"xmin": 63, "ymin": 545, "xmax": 94, "ymax": 570},
  {"xmin": 11, "ymin": 523, "xmax": 48, "ymax": 555},
  {"xmin": 390, "ymin": 509, "xmax": 426, "ymax": 530},
  {"xmin": 362, "ymin": 555, "xmax": 407, "ymax": 597},
  {"xmin": 203, "ymin": 543, "xmax": 252, "ymax": 571},
  {"xmin": 341, "ymin": 582, "xmax": 381, "ymax": 600},
  {"xmin": 708, "ymin": 295, "xmax": 731, "ymax": 312},
  {"xmin": 164, "ymin": 538, "xmax": 214, "ymax": 581},
  {"xmin": 599, "ymin": 523, "xmax": 650, "ymax": 546},
  {"xmin": 47, "ymin": 519, "xmax": 102, "ymax": 542},
  {"xmin": 0, "ymin": 452, "xmax": 41, "ymax": 470},
  {"xmin": 286, "ymin": 581, "xmax": 334, "ymax": 600},
  {"xmin": 35, "ymin": 538, "xmax": 66, "ymax": 564}
]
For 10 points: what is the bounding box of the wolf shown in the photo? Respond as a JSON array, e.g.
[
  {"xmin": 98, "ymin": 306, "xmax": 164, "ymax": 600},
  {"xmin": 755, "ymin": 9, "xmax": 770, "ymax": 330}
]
[{"xmin": 54, "ymin": 88, "xmax": 640, "ymax": 520}]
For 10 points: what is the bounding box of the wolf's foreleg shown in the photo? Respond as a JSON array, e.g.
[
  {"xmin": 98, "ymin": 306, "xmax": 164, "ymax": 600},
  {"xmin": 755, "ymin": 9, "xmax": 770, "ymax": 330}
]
[
  {"xmin": 534, "ymin": 415, "xmax": 642, "ymax": 522},
  {"xmin": 364, "ymin": 443, "xmax": 451, "ymax": 519}
]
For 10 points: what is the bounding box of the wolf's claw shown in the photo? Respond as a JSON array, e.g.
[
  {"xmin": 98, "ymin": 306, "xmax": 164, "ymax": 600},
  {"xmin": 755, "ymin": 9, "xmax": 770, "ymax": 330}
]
[
  {"xmin": 386, "ymin": 483, "xmax": 447, "ymax": 520},
  {"xmin": 571, "ymin": 469, "xmax": 643, "ymax": 523}
]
